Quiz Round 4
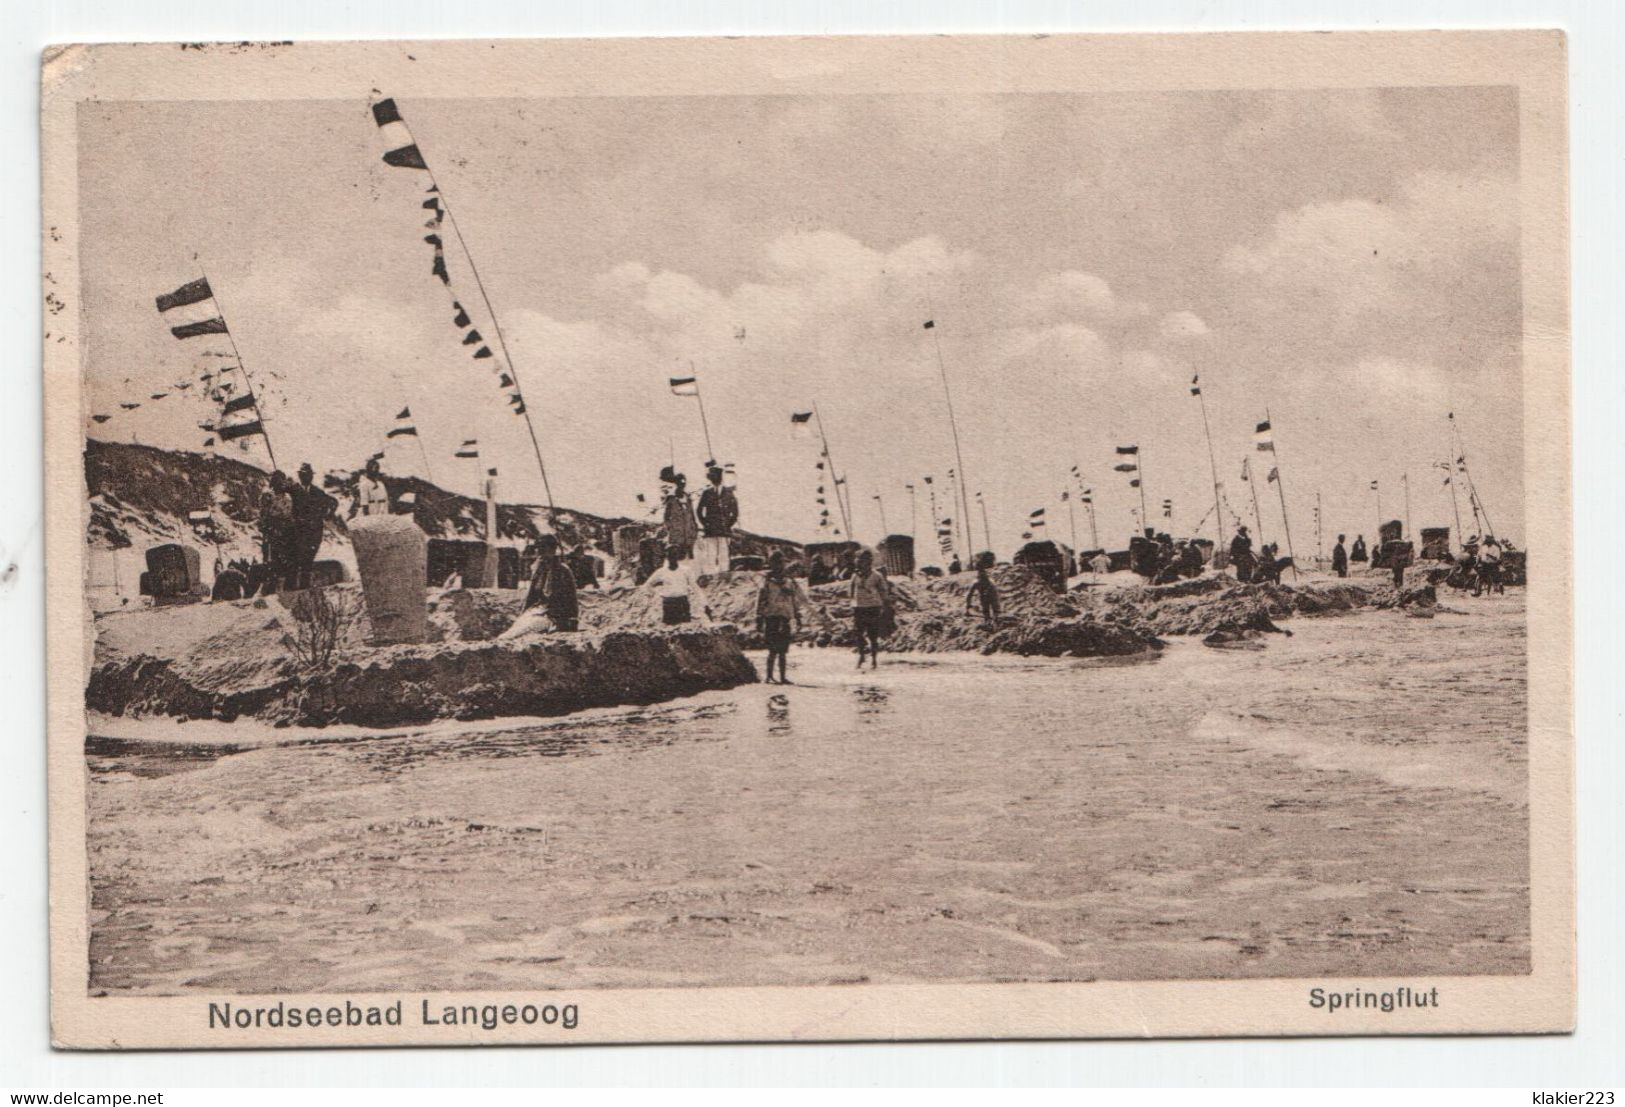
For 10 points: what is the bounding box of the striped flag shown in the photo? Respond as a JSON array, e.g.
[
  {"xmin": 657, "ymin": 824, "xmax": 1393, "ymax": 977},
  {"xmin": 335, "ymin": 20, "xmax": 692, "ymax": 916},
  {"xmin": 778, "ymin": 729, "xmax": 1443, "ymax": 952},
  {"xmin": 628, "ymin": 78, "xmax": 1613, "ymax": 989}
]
[
  {"xmin": 387, "ymin": 407, "xmax": 418, "ymax": 438},
  {"xmin": 155, "ymin": 277, "xmax": 229, "ymax": 340},
  {"xmin": 1255, "ymin": 420, "xmax": 1275, "ymax": 452},
  {"xmin": 371, "ymin": 98, "xmax": 429, "ymax": 170},
  {"xmin": 669, "ymin": 376, "xmax": 699, "ymax": 397}
]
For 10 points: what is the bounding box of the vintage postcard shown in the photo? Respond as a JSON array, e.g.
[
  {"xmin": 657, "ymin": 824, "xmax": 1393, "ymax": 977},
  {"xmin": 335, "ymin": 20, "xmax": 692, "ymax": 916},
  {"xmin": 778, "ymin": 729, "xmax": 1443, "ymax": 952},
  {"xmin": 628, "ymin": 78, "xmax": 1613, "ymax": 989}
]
[{"xmin": 42, "ymin": 31, "xmax": 1572, "ymax": 1047}]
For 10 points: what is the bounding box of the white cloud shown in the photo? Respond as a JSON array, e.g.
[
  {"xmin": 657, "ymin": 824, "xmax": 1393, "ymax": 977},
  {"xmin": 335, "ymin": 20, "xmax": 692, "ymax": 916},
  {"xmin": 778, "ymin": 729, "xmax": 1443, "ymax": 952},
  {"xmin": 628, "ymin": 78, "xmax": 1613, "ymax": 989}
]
[{"xmin": 1157, "ymin": 310, "xmax": 1210, "ymax": 342}]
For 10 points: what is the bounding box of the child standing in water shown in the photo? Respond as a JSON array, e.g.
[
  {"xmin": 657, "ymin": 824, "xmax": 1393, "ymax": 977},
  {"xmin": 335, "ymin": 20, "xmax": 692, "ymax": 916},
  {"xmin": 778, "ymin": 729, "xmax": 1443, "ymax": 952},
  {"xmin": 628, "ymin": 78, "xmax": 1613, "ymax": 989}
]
[
  {"xmin": 755, "ymin": 550, "xmax": 806, "ymax": 684},
  {"xmin": 849, "ymin": 549, "xmax": 893, "ymax": 669}
]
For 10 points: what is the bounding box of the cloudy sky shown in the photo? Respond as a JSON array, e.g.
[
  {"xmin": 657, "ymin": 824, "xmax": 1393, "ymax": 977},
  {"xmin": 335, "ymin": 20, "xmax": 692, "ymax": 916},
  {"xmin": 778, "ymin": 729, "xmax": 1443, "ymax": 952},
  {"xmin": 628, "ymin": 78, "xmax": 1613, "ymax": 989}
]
[{"xmin": 79, "ymin": 86, "xmax": 1523, "ymax": 550}]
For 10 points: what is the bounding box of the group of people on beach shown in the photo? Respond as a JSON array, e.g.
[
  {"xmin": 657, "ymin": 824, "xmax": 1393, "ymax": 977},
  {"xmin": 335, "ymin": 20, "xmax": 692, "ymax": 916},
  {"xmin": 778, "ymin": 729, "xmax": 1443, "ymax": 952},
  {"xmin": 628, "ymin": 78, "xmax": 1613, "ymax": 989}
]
[{"xmin": 251, "ymin": 462, "xmax": 337, "ymax": 594}]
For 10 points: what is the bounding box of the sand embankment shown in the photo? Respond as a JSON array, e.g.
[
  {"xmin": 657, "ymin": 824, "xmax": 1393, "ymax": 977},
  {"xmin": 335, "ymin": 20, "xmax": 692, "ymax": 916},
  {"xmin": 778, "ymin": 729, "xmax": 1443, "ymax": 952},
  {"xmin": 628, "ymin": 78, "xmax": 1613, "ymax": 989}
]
[
  {"xmin": 88, "ymin": 587, "xmax": 755, "ymax": 728},
  {"xmin": 86, "ymin": 568, "xmax": 1435, "ymax": 726}
]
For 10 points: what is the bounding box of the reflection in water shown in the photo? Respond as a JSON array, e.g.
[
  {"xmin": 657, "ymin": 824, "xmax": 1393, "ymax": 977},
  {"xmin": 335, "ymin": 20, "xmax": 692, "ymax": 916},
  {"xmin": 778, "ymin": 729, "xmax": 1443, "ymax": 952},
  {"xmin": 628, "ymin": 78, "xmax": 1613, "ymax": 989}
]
[
  {"xmin": 766, "ymin": 693, "xmax": 792, "ymax": 736},
  {"xmin": 87, "ymin": 701, "xmax": 740, "ymax": 782},
  {"xmin": 85, "ymin": 735, "xmax": 237, "ymax": 780},
  {"xmin": 852, "ymin": 685, "xmax": 891, "ymax": 718}
]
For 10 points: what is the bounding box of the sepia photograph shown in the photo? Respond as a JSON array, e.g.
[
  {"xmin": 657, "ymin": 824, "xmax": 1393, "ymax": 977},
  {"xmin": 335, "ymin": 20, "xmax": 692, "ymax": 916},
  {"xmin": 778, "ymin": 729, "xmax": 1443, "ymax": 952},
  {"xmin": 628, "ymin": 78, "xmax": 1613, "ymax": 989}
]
[{"xmin": 41, "ymin": 31, "xmax": 1573, "ymax": 1047}]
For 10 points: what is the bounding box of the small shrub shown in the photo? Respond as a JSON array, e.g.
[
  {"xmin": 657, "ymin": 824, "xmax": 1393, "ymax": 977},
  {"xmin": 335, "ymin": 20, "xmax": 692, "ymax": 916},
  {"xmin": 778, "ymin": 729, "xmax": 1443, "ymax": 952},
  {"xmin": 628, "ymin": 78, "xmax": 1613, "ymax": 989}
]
[{"xmin": 286, "ymin": 587, "xmax": 361, "ymax": 669}]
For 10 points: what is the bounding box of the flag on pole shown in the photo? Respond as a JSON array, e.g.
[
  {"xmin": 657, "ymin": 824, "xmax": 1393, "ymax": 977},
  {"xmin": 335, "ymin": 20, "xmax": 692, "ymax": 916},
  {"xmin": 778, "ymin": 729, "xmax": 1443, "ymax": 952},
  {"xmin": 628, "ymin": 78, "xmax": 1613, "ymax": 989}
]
[
  {"xmin": 387, "ymin": 407, "xmax": 418, "ymax": 438},
  {"xmin": 1267, "ymin": 467, "xmax": 1279, "ymax": 484},
  {"xmin": 218, "ymin": 420, "xmax": 265, "ymax": 442},
  {"xmin": 1241, "ymin": 458, "xmax": 1251, "ymax": 482},
  {"xmin": 371, "ymin": 98, "xmax": 429, "ymax": 170},
  {"xmin": 1190, "ymin": 374, "xmax": 1201, "ymax": 396},
  {"xmin": 669, "ymin": 376, "xmax": 699, "ymax": 397},
  {"xmin": 923, "ymin": 320, "xmax": 935, "ymax": 329},
  {"xmin": 1114, "ymin": 462, "xmax": 1138, "ymax": 473},
  {"xmin": 1115, "ymin": 445, "xmax": 1139, "ymax": 455},
  {"xmin": 155, "ymin": 277, "xmax": 229, "ymax": 340},
  {"xmin": 1255, "ymin": 420, "xmax": 1275, "ymax": 452},
  {"xmin": 789, "ymin": 411, "xmax": 814, "ymax": 439},
  {"xmin": 455, "ymin": 438, "xmax": 479, "ymax": 459},
  {"xmin": 1370, "ymin": 479, "xmax": 1379, "ymax": 490},
  {"xmin": 1162, "ymin": 498, "xmax": 1174, "ymax": 517}
]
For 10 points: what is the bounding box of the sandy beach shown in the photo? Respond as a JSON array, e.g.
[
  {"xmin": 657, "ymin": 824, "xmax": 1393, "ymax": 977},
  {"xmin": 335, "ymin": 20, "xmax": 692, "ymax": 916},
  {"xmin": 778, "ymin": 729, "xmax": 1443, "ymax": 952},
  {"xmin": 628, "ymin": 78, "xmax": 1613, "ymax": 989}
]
[{"xmin": 84, "ymin": 589, "xmax": 1528, "ymax": 994}]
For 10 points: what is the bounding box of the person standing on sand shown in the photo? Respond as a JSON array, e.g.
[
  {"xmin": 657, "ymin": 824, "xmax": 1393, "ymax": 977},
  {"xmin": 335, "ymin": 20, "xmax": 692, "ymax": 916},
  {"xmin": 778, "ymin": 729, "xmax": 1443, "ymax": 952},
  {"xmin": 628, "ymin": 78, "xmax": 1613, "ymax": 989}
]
[
  {"xmin": 1477, "ymin": 536, "xmax": 1503, "ymax": 596},
  {"xmin": 289, "ymin": 462, "xmax": 336, "ymax": 590},
  {"xmin": 1229, "ymin": 524, "xmax": 1256, "ymax": 583},
  {"xmin": 756, "ymin": 551, "xmax": 806, "ymax": 684},
  {"xmin": 659, "ymin": 467, "xmax": 698, "ymax": 561},
  {"xmin": 521, "ymin": 533, "xmax": 579, "ymax": 632},
  {"xmin": 647, "ymin": 545, "xmax": 709, "ymax": 626},
  {"xmin": 1351, "ymin": 534, "xmax": 1368, "ymax": 564},
  {"xmin": 1390, "ymin": 541, "xmax": 1411, "ymax": 590},
  {"xmin": 966, "ymin": 564, "xmax": 1000, "ymax": 627},
  {"xmin": 850, "ymin": 549, "xmax": 893, "ymax": 668},
  {"xmin": 256, "ymin": 470, "xmax": 295, "ymax": 594},
  {"xmin": 351, "ymin": 456, "xmax": 391, "ymax": 519},
  {"xmin": 1332, "ymin": 534, "xmax": 1349, "ymax": 578},
  {"xmin": 695, "ymin": 464, "xmax": 739, "ymax": 576}
]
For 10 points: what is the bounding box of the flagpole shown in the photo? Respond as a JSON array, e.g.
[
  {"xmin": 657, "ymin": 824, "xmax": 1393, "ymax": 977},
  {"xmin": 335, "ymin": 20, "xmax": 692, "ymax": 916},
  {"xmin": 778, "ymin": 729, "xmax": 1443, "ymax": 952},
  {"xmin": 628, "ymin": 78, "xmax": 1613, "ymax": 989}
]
[
  {"xmin": 416, "ymin": 161, "xmax": 557, "ymax": 525},
  {"xmin": 195, "ymin": 264, "xmax": 279, "ymax": 472},
  {"xmin": 926, "ymin": 309, "xmax": 974, "ymax": 568},
  {"xmin": 979, "ymin": 494, "xmax": 994, "ymax": 561},
  {"xmin": 927, "ymin": 482, "xmax": 940, "ymax": 564},
  {"xmin": 1375, "ymin": 481, "xmax": 1383, "ymax": 537},
  {"xmin": 1316, "ymin": 490, "xmax": 1324, "ymax": 568},
  {"xmin": 1265, "ymin": 407, "xmax": 1300, "ymax": 581},
  {"xmin": 874, "ymin": 493, "xmax": 889, "ymax": 539},
  {"xmin": 1136, "ymin": 450, "xmax": 1150, "ymax": 537},
  {"xmin": 1196, "ymin": 383, "xmax": 1226, "ymax": 544},
  {"xmin": 1442, "ymin": 460, "xmax": 1465, "ymax": 548},
  {"xmin": 689, "ymin": 362, "xmax": 718, "ymax": 465},
  {"xmin": 1087, "ymin": 496, "xmax": 1099, "ymax": 550},
  {"xmin": 1066, "ymin": 493, "xmax": 1078, "ymax": 562},
  {"xmin": 416, "ymin": 433, "xmax": 437, "ymax": 486},
  {"xmin": 1449, "ymin": 414, "xmax": 1496, "ymax": 538},
  {"xmin": 812, "ymin": 402, "xmax": 854, "ymax": 540},
  {"xmin": 908, "ymin": 485, "xmax": 918, "ymax": 554},
  {"xmin": 1246, "ymin": 458, "xmax": 1268, "ymax": 547},
  {"xmin": 1403, "ymin": 471, "xmax": 1412, "ymax": 540}
]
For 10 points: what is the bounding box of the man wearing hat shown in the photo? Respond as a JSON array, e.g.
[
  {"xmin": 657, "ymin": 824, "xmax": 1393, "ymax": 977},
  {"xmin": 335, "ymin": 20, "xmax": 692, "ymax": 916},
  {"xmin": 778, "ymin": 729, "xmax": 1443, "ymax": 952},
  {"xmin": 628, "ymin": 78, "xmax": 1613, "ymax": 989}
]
[
  {"xmin": 288, "ymin": 462, "xmax": 336, "ymax": 590},
  {"xmin": 659, "ymin": 466, "xmax": 698, "ymax": 562},
  {"xmin": 1228, "ymin": 523, "xmax": 1257, "ymax": 583},
  {"xmin": 695, "ymin": 463, "xmax": 739, "ymax": 576}
]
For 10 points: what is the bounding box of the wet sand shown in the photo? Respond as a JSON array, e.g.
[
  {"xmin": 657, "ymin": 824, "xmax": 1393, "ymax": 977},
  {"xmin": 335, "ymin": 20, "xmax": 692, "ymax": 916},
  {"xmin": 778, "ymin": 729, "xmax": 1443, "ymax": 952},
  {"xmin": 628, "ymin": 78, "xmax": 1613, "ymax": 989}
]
[{"xmin": 86, "ymin": 591, "xmax": 1528, "ymax": 994}]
